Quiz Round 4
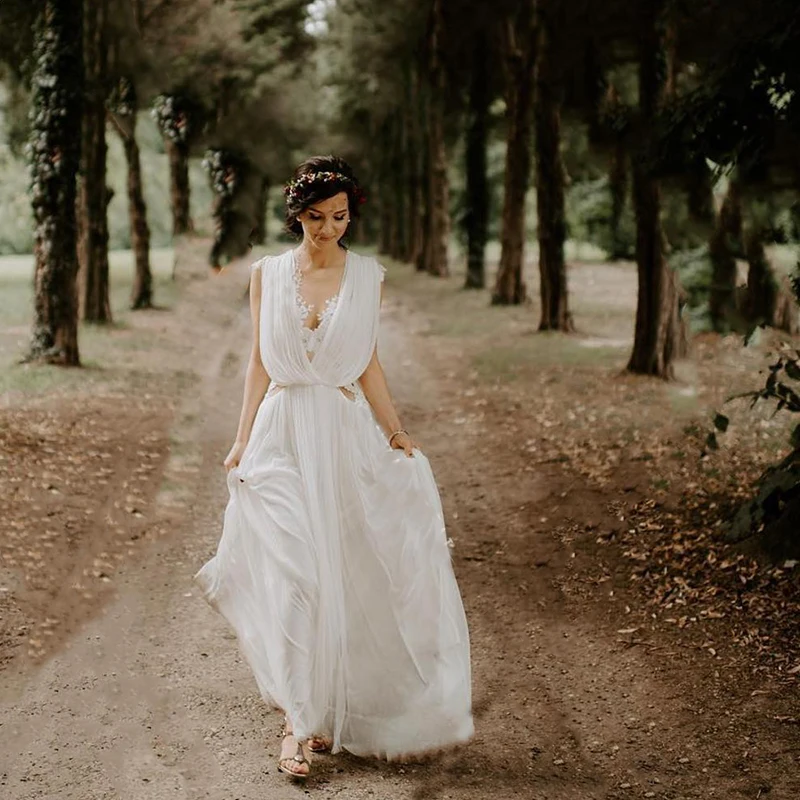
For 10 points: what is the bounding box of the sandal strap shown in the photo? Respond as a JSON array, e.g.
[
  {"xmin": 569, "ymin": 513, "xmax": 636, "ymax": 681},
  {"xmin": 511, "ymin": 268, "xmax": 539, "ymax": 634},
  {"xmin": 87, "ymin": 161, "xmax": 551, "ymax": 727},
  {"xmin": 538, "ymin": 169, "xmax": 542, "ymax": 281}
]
[
  {"xmin": 279, "ymin": 733, "xmax": 309, "ymax": 762},
  {"xmin": 292, "ymin": 743, "xmax": 308, "ymax": 764}
]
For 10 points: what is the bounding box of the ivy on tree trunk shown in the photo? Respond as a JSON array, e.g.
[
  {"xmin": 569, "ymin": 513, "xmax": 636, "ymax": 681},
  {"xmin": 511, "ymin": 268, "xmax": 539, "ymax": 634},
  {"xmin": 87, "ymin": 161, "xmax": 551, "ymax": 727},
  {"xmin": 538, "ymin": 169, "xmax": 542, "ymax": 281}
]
[
  {"xmin": 153, "ymin": 93, "xmax": 198, "ymax": 238},
  {"xmin": 27, "ymin": 0, "xmax": 84, "ymax": 366}
]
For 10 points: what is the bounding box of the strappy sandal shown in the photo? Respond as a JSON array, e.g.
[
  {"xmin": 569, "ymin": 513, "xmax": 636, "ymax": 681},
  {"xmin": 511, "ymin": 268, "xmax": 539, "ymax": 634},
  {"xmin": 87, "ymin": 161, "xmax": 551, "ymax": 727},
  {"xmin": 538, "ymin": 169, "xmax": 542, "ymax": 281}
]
[{"xmin": 277, "ymin": 720, "xmax": 311, "ymax": 780}]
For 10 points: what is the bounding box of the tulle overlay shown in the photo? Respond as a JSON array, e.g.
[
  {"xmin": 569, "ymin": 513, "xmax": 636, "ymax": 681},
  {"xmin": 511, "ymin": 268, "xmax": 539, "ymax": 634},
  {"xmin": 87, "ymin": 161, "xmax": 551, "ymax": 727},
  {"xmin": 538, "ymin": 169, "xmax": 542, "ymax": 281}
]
[{"xmin": 193, "ymin": 250, "xmax": 473, "ymax": 759}]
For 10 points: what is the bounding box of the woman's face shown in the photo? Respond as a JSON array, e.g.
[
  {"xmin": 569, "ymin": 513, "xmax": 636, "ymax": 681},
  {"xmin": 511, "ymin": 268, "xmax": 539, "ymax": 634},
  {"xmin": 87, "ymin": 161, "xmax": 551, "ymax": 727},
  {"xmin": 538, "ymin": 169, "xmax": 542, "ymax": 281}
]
[{"xmin": 297, "ymin": 191, "xmax": 350, "ymax": 247}]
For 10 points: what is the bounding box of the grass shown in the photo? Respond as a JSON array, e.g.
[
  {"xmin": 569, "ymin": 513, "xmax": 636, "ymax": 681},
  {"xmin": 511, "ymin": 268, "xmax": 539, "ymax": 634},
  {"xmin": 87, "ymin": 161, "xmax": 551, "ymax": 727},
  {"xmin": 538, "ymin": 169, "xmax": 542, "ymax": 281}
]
[
  {"xmin": 473, "ymin": 336, "xmax": 628, "ymax": 382},
  {"xmin": 0, "ymin": 247, "xmax": 176, "ymax": 399}
]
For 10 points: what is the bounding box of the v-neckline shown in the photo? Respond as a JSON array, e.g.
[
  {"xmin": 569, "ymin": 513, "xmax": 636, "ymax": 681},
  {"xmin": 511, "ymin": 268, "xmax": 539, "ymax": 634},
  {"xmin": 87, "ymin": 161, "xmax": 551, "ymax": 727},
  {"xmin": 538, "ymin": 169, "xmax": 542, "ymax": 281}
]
[{"xmin": 292, "ymin": 248, "xmax": 350, "ymax": 334}]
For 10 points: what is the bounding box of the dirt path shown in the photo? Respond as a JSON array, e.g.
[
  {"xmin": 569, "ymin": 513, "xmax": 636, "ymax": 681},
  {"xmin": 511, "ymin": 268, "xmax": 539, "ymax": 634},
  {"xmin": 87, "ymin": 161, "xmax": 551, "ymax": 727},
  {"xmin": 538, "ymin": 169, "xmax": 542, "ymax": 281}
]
[{"xmin": 1, "ymin": 251, "xmax": 797, "ymax": 799}]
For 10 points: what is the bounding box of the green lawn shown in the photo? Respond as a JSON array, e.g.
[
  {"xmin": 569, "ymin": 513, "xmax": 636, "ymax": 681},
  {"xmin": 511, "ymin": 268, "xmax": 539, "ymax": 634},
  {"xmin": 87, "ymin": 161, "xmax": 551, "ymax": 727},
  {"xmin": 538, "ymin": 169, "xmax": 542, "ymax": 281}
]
[{"xmin": 0, "ymin": 247, "xmax": 177, "ymax": 399}]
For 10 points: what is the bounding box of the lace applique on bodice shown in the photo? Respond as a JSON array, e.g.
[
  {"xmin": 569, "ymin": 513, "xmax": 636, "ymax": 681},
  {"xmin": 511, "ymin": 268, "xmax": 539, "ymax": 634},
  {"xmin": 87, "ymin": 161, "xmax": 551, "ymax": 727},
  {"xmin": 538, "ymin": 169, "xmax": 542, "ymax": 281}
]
[{"xmin": 291, "ymin": 255, "xmax": 342, "ymax": 358}]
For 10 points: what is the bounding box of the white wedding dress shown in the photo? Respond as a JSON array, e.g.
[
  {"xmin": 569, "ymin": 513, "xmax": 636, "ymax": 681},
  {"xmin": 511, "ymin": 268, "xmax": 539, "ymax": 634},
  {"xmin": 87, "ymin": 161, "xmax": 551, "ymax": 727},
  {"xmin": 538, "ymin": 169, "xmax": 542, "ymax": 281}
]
[{"xmin": 193, "ymin": 248, "xmax": 473, "ymax": 759}]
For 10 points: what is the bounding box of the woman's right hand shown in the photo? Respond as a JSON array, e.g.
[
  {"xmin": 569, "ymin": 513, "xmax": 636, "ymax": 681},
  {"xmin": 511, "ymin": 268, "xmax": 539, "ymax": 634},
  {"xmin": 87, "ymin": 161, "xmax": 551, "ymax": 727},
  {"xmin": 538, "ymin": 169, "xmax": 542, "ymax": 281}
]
[{"xmin": 223, "ymin": 440, "xmax": 248, "ymax": 472}]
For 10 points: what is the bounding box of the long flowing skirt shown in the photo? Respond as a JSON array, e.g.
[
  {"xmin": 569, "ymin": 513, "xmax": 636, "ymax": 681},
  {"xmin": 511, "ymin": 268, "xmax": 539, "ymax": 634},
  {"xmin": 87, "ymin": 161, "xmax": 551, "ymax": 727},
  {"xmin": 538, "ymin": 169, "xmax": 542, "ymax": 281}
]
[{"xmin": 193, "ymin": 384, "xmax": 473, "ymax": 758}]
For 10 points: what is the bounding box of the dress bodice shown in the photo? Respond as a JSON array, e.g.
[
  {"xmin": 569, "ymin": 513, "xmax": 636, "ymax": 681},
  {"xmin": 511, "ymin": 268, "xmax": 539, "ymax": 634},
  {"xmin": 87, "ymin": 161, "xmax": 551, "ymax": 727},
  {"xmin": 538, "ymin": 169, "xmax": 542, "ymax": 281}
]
[{"xmin": 253, "ymin": 249, "xmax": 385, "ymax": 389}]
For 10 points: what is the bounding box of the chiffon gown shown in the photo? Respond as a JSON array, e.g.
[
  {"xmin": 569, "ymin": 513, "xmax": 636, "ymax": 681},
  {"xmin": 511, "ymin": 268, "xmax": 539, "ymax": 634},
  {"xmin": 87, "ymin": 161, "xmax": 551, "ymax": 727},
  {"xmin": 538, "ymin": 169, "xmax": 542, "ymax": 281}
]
[{"xmin": 193, "ymin": 248, "xmax": 473, "ymax": 759}]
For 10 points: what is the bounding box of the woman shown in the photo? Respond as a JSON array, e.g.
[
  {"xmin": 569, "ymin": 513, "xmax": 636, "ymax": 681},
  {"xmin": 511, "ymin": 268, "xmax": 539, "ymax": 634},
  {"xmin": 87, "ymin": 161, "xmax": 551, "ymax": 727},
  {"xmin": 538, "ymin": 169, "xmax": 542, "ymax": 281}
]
[{"xmin": 193, "ymin": 155, "xmax": 473, "ymax": 780}]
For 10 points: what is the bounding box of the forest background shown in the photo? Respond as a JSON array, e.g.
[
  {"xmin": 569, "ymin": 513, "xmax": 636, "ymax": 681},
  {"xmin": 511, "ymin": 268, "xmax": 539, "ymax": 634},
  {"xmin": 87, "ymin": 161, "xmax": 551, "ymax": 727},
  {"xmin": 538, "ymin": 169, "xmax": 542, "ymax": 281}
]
[{"xmin": 1, "ymin": 1, "xmax": 799, "ymax": 796}]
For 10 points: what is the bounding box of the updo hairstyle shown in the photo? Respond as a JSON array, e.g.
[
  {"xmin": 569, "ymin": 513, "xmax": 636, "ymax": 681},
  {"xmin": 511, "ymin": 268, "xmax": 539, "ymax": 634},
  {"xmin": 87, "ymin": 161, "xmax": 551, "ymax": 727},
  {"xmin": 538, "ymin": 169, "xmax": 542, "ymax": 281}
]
[{"xmin": 284, "ymin": 155, "xmax": 366, "ymax": 245}]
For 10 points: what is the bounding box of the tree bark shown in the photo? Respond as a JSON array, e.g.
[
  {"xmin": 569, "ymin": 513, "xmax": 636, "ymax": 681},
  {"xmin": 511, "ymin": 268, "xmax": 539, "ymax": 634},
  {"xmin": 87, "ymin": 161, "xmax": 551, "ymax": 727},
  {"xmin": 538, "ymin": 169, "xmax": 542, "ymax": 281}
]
[
  {"xmin": 626, "ymin": 3, "xmax": 682, "ymax": 378},
  {"xmin": 463, "ymin": 31, "xmax": 491, "ymax": 290},
  {"xmin": 423, "ymin": 0, "xmax": 449, "ymax": 277},
  {"xmin": 741, "ymin": 213, "xmax": 797, "ymax": 335},
  {"xmin": 534, "ymin": 0, "xmax": 573, "ymax": 331},
  {"xmin": 405, "ymin": 67, "xmax": 424, "ymax": 266},
  {"xmin": 167, "ymin": 137, "xmax": 192, "ymax": 236},
  {"xmin": 27, "ymin": 0, "xmax": 84, "ymax": 365},
  {"xmin": 124, "ymin": 115, "xmax": 152, "ymax": 310},
  {"xmin": 79, "ymin": 0, "xmax": 112, "ymax": 324},
  {"xmin": 492, "ymin": 8, "xmax": 534, "ymax": 305},
  {"xmin": 708, "ymin": 176, "xmax": 742, "ymax": 332},
  {"xmin": 743, "ymin": 223, "xmax": 778, "ymax": 325},
  {"xmin": 605, "ymin": 85, "xmax": 629, "ymax": 260}
]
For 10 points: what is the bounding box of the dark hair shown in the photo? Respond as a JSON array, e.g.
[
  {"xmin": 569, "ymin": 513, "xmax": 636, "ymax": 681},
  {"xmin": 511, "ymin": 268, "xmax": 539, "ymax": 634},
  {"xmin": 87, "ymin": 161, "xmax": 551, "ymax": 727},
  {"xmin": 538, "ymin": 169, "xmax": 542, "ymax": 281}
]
[{"xmin": 284, "ymin": 155, "xmax": 364, "ymax": 246}]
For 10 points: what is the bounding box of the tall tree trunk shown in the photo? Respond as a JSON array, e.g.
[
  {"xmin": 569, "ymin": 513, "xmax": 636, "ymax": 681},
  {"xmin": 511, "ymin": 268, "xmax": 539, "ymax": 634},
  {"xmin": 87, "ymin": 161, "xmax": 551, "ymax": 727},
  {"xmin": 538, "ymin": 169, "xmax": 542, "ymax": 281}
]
[
  {"xmin": 708, "ymin": 176, "xmax": 742, "ymax": 332},
  {"xmin": 463, "ymin": 31, "xmax": 491, "ymax": 290},
  {"xmin": 492, "ymin": 8, "xmax": 534, "ymax": 305},
  {"xmin": 392, "ymin": 111, "xmax": 408, "ymax": 261},
  {"xmin": 108, "ymin": 79, "xmax": 153, "ymax": 311},
  {"xmin": 27, "ymin": 0, "xmax": 84, "ymax": 365},
  {"xmin": 167, "ymin": 138, "xmax": 192, "ymax": 236},
  {"xmin": 687, "ymin": 158, "xmax": 716, "ymax": 231},
  {"xmin": 609, "ymin": 140, "xmax": 628, "ymax": 259},
  {"xmin": 416, "ymin": 79, "xmax": 432, "ymax": 272},
  {"xmin": 253, "ymin": 176, "xmax": 269, "ymax": 245},
  {"xmin": 605, "ymin": 85, "xmax": 629, "ymax": 260},
  {"xmin": 207, "ymin": 150, "xmax": 255, "ymax": 270},
  {"xmin": 743, "ymin": 222, "xmax": 778, "ymax": 325},
  {"xmin": 124, "ymin": 117, "xmax": 152, "ymax": 310},
  {"xmin": 424, "ymin": 0, "xmax": 450, "ymax": 277},
  {"xmin": 534, "ymin": 0, "xmax": 573, "ymax": 331},
  {"xmin": 741, "ymin": 206, "xmax": 797, "ymax": 335},
  {"xmin": 405, "ymin": 67, "xmax": 424, "ymax": 266},
  {"xmin": 627, "ymin": 3, "xmax": 681, "ymax": 378},
  {"xmin": 79, "ymin": 0, "xmax": 111, "ymax": 324}
]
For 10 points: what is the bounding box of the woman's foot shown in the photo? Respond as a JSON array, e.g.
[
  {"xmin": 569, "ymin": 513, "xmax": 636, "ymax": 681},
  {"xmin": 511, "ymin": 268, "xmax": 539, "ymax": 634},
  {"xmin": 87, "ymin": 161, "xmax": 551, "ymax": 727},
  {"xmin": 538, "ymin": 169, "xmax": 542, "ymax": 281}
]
[
  {"xmin": 307, "ymin": 735, "xmax": 333, "ymax": 753},
  {"xmin": 277, "ymin": 724, "xmax": 311, "ymax": 779}
]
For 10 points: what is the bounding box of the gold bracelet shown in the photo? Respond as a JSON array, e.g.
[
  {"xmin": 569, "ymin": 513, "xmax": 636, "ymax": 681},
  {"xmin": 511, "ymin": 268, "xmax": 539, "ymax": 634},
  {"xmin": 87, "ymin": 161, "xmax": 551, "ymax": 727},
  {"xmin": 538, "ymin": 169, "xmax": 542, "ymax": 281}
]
[{"xmin": 388, "ymin": 428, "xmax": 408, "ymax": 447}]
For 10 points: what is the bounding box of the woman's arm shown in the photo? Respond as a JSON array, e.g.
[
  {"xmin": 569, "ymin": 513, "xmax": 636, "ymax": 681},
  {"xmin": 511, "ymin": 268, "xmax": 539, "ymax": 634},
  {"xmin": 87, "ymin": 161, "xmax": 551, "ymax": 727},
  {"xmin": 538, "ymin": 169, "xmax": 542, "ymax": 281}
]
[
  {"xmin": 358, "ymin": 284, "xmax": 416, "ymax": 457},
  {"xmin": 224, "ymin": 265, "xmax": 270, "ymax": 470}
]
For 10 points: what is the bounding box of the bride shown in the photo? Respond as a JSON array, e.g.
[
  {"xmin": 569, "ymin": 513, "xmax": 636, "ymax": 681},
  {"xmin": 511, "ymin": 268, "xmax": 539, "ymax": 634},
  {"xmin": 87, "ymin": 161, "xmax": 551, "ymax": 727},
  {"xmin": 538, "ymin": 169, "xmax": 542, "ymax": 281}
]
[{"xmin": 193, "ymin": 155, "xmax": 473, "ymax": 780}]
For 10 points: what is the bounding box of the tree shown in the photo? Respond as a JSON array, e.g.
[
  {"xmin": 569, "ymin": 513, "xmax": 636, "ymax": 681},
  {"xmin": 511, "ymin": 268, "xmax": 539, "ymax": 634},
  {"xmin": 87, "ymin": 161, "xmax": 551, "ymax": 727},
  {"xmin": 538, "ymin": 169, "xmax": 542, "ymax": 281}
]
[
  {"xmin": 78, "ymin": 0, "xmax": 112, "ymax": 324},
  {"xmin": 708, "ymin": 175, "xmax": 743, "ymax": 332},
  {"xmin": 462, "ymin": 30, "xmax": 492, "ymax": 290},
  {"xmin": 109, "ymin": 76, "xmax": 153, "ymax": 309},
  {"xmin": 420, "ymin": 0, "xmax": 450, "ymax": 277},
  {"xmin": 533, "ymin": 0, "xmax": 573, "ymax": 331},
  {"xmin": 492, "ymin": 2, "xmax": 535, "ymax": 306},
  {"xmin": 26, "ymin": 0, "xmax": 84, "ymax": 365},
  {"xmin": 151, "ymin": 92, "xmax": 201, "ymax": 237},
  {"xmin": 200, "ymin": 0, "xmax": 314, "ymax": 265},
  {"xmin": 626, "ymin": 2, "xmax": 682, "ymax": 378}
]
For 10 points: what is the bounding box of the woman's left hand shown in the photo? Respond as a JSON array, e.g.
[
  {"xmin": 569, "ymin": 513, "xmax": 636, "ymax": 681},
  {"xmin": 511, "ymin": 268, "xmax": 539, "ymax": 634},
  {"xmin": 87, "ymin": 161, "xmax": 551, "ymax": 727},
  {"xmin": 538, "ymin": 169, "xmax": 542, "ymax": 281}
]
[{"xmin": 390, "ymin": 431, "xmax": 417, "ymax": 458}]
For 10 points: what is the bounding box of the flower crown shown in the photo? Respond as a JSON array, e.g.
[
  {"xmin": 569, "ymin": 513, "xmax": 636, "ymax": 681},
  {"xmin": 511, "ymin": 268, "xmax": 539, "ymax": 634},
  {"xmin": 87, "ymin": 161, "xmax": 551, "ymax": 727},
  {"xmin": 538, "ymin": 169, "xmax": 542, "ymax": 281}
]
[{"xmin": 283, "ymin": 170, "xmax": 367, "ymax": 206}]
